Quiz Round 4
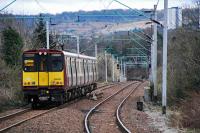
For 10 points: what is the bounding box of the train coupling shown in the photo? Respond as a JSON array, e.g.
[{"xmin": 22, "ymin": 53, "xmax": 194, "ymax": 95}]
[{"xmin": 39, "ymin": 96, "xmax": 49, "ymax": 101}]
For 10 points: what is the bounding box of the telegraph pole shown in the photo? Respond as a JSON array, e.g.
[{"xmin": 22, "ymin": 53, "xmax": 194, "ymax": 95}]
[
  {"xmin": 95, "ymin": 44, "xmax": 97, "ymax": 58},
  {"xmin": 153, "ymin": 5, "xmax": 158, "ymax": 101},
  {"xmin": 123, "ymin": 61, "xmax": 126, "ymax": 80},
  {"xmin": 77, "ymin": 36, "xmax": 80, "ymax": 55},
  {"xmin": 120, "ymin": 58, "xmax": 123, "ymax": 81},
  {"xmin": 95, "ymin": 44, "xmax": 98, "ymax": 81},
  {"xmin": 150, "ymin": 37, "xmax": 153, "ymax": 85},
  {"xmin": 199, "ymin": 2, "xmax": 200, "ymax": 29},
  {"xmin": 46, "ymin": 20, "xmax": 50, "ymax": 49},
  {"xmin": 117, "ymin": 57, "xmax": 119, "ymax": 81},
  {"xmin": 105, "ymin": 51, "xmax": 108, "ymax": 82},
  {"xmin": 112, "ymin": 55, "xmax": 115, "ymax": 82},
  {"xmin": 162, "ymin": 0, "xmax": 168, "ymax": 114}
]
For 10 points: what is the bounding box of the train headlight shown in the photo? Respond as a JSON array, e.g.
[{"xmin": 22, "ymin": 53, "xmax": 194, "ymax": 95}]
[
  {"xmin": 44, "ymin": 52, "xmax": 47, "ymax": 55},
  {"xmin": 39, "ymin": 52, "xmax": 42, "ymax": 55}
]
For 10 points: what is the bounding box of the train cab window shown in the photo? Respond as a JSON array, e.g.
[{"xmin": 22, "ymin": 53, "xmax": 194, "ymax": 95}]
[
  {"xmin": 23, "ymin": 54, "xmax": 36, "ymax": 72},
  {"xmin": 38, "ymin": 55, "xmax": 48, "ymax": 72},
  {"xmin": 49, "ymin": 54, "xmax": 63, "ymax": 71}
]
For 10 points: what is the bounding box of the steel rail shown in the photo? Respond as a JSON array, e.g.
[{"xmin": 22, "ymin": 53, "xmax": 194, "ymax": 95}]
[
  {"xmin": 116, "ymin": 82, "xmax": 143, "ymax": 133},
  {"xmin": 99, "ymin": 82, "xmax": 126, "ymax": 91},
  {"xmin": 0, "ymin": 108, "xmax": 31, "ymax": 122},
  {"xmin": 0, "ymin": 82, "xmax": 117, "ymax": 132},
  {"xmin": 0, "ymin": 107, "xmax": 58, "ymax": 132},
  {"xmin": 84, "ymin": 81, "xmax": 137, "ymax": 133}
]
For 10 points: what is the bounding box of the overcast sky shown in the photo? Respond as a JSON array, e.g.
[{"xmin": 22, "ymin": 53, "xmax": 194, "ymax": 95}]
[{"xmin": 0, "ymin": 0, "xmax": 192, "ymax": 15}]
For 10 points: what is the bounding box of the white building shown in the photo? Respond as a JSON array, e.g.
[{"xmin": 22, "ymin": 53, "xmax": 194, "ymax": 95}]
[{"xmin": 168, "ymin": 7, "xmax": 182, "ymax": 30}]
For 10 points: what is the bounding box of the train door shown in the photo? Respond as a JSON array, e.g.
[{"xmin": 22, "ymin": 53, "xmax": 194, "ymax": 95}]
[
  {"xmin": 89, "ymin": 60, "xmax": 93, "ymax": 83},
  {"xmin": 79, "ymin": 59, "xmax": 84, "ymax": 85},
  {"xmin": 84, "ymin": 60, "xmax": 89, "ymax": 84},
  {"xmin": 76, "ymin": 58, "xmax": 80, "ymax": 86},
  {"xmin": 71, "ymin": 58, "xmax": 76, "ymax": 86},
  {"xmin": 95, "ymin": 61, "xmax": 98, "ymax": 81},
  {"xmin": 38, "ymin": 54, "xmax": 49, "ymax": 86},
  {"xmin": 92, "ymin": 61, "xmax": 95, "ymax": 82},
  {"xmin": 92, "ymin": 61, "xmax": 94, "ymax": 82},
  {"xmin": 67, "ymin": 57, "xmax": 72, "ymax": 87},
  {"xmin": 83, "ymin": 59, "xmax": 86, "ymax": 84}
]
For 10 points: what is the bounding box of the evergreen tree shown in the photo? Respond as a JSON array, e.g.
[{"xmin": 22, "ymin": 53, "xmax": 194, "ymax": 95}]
[
  {"xmin": 33, "ymin": 15, "xmax": 46, "ymax": 49},
  {"xmin": 33, "ymin": 14, "xmax": 54, "ymax": 49},
  {"xmin": 2, "ymin": 27, "xmax": 24, "ymax": 66}
]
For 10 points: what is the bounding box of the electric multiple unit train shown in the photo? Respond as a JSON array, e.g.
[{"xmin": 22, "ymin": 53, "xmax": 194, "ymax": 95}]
[{"xmin": 22, "ymin": 49, "xmax": 97, "ymax": 108}]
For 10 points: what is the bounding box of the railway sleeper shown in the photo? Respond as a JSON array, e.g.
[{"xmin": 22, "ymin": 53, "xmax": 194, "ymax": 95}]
[{"xmin": 26, "ymin": 83, "xmax": 97, "ymax": 109}]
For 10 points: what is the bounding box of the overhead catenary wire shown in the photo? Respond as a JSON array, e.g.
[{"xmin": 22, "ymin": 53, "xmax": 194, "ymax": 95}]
[
  {"xmin": 34, "ymin": 0, "xmax": 49, "ymax": 14},
  {"xmin": 98, "ymin": 0, "xmax": 152, "ymax": 49},
  {"xmin": 98, "ymin": 0, "xmax": 154, "ymax": 43},
  {"xmin": 0, "ymin": 0, "xmax": 16, "ymax": 12},
  {"xmin": 101, "ymin": 7, "xmax": 151, "ymax": 52},
  {"xmin": 112, "ymin": 0, "xmax": 149, "ymax": 18}
]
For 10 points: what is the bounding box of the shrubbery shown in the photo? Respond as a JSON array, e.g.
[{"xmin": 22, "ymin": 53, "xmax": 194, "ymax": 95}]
[
  {"xmin": 157, "ymin": 29, "xmax": 200, "ymax": 129},
  {"xmin": 167, "ymin": 29, "xmax": 200, "ymax": 102},
  {"xmin": 2, "ymin": 27, "xmax": 23, "ymax": 66},
  {"xmin": 0, "ymin": 27, "xmax": 24, "ymax": 111},
  {"xmin": 0, "ymin": 59, "xmax": 23, "ymax": 111}
]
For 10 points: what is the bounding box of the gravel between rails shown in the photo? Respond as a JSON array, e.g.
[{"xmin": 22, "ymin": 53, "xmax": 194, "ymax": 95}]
[
  {"xmin": 0, "ymin": 109, "xmax": 51, "ymax": 131},
  {"xmin": 0, "ymin": 109, "xmax": 27, "ymax": 118},
  {"xmin": 120, "ymin": 81, "xmax": 161, "ymax": 133},
  {"xmin": 0, "ymin": 83, "xmax": 109, "ymax": 120},
  {"xmin": 88, "ymin": 82, "xmax": 140, "ymax": 133},
  {"xmin": 5, "ymin": 82, "xmax": 130, "ymax": 133}
]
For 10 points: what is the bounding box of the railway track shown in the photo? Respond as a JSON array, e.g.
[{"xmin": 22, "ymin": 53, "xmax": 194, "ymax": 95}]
[
  {"xmin": 0, "ymin": 107, "xmax": 58, "ymax": 132},
  {"xmin": 0, "ymin": 108, "xmax": 31, "ymax": 122},
  {"xmin": 98, "ymin": 82, "xmax": 125, "ymax": 91},
  {"xmin": 0, "ymin": 83, "xmax": 120, "ymax": 132},
  {"xmin": 84, "ymin": 81, "xmax": 140, "ymax": 133},
  {"xmin": 116, "ymin": 82, "xmax": 144, "ymax": 133}
]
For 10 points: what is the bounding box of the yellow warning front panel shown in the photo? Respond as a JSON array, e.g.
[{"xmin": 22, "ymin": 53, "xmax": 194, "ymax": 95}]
[
  {"xmin": 23, "ymin": 71, "xmax": 38, "ymax": 86},
  {"xmin": 49, "ymin": 71, "xmax": 64, "ymax": 86},
  {"xmin": 39, "ymin": 72, "xmax": 49, "ymax": 86}
]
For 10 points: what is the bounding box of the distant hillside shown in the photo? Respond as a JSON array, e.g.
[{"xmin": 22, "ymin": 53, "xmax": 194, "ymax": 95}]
[
  {"xmin": 50, "ymin": 9, "xmax": 151, "ymax": 23},
  {"xmin": 12, "ymin": 9, "xmax": 154, "ymax": 24}
]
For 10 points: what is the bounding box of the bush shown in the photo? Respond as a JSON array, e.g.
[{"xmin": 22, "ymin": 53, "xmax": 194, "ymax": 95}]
[
  {"xmin": 167, "ymin": 29, "xmax": 200, "ymax": 102},
  {"xmin": 0, "ymin": 58, "xmax": 23, "ymax": 111},
  {"xmin": 2, "ymin": 27, "xmax": 23, "ymax": 66},
  {"xmin": 162, "ymin": 29, "xmax": 200, "ymax": 130}
]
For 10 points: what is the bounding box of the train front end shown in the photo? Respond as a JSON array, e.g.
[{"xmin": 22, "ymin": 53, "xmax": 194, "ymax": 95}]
[{"xmin": 22, "ymin": 49, "xmax": 66, "ymax": 107}]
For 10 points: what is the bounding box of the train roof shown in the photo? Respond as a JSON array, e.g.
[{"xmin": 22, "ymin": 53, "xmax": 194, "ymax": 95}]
[
  {"xmin": 63, "ymin": 51, "xmax": 96, "ymax": 60},
  {"xmin": 23, "ymin": 49, "xmax": 96, "ymax": 60}
]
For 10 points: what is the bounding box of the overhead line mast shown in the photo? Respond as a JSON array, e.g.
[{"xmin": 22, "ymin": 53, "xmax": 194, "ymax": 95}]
[{"xmin": 162, "ymin": 0, "xmax": 168, "ymax": 114}]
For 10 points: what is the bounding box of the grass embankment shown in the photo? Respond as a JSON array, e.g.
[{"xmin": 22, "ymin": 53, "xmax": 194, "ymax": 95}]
[
  {"xmin": 0, "ymin": 59, "xmax": 23, "ymax": 112},
  {"xmin": 156, "ymin": 29, "xmax": 200, "ymax": 130}
]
